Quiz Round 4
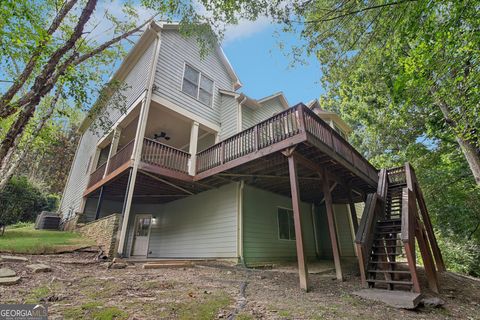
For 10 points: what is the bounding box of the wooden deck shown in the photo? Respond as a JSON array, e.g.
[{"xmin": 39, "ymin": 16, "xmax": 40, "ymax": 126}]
[{"xmin": 83, "ymin": 103, "xmax": 378, "ymax": 203}]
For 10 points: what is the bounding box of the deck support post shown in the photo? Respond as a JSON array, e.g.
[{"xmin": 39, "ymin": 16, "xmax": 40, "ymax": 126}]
[
  {"xmin": 188, "ymin": 121, "xmax": 199, "ymax": 175},
  {"xmin": 94, "ymin": 186, "xmax": 105, "ymax": 220},
  {"xmin": 322, "ymin": 173, "xmax": 344, "ymax": 281},
  {"xmin": 286, "ymin": 153, "xmax": 309, "ymax": 291},
  {"xmin": 117, "ymin": 28, "xmax": 161, "ymax": 257}
]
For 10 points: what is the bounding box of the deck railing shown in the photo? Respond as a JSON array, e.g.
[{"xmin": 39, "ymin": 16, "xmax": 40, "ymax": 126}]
[
  {"xmin": 106, "ymin": 139, "xmax": 135, "ymax": 175},
  {"xmin": 302, "ymin": 106, "xmax": 378, "ymax": 183},
  {"xmin": 141, "ymin": 138, "xmax": 190, "ymax": 174},
  {"xmin": 196, "ymin": 103, "xmax": 378, "ymax": 184},
  {"xmin": 87, "ymin": 162, "xmax": 107, "ymax": 188},
  {"xmin": 196, "ymin": 107, "xmax": 300, "ymax": 173}
]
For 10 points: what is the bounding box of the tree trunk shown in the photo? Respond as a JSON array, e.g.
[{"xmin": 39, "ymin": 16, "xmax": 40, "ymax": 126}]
[
  {"xmin": 436, "ymin": 98, "xmax": 480, "ymax": 185},
  {"xmin": 456, "ymin": 136, "xmax": 480, "ymax": 185}
]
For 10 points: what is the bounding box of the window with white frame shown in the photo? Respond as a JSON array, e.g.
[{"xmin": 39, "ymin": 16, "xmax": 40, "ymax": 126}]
[
  {"xmin": 277, "ymin": 208, "xmax": 296, "ymax": 240},
  {"xmin": 182, "ymin": 64, "xmax": 214, "ymax": 106}
]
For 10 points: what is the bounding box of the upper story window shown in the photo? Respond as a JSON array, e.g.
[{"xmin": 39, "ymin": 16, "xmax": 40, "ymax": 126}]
[{"xmin": 182, "ymin": 64, "xmax": 214, "ymax": 107}]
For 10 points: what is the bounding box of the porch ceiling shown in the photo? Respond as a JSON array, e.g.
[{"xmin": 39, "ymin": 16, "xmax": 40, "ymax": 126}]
[
  {"xmin": 199, "ymin": 141, "xmax": 376, "ymax": 204},
  {"xmin": 88, "ymin": 170, "xmax": 212, "ymax": 204}
]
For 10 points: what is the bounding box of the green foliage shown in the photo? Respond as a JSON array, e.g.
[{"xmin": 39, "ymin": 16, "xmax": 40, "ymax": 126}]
[
  {"xmin": 0, "ymin": 224, "xmax": 94, "ymax": 254},
  {"xmin": 268, "ymin": 0, "xmax": 480, "ymax": 275},
  {"xmin": 0, "ymin": 176, "xmax": 57, "ymax": 225}
]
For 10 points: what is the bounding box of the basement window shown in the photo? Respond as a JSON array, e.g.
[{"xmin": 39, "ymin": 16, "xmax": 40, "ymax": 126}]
[
  {"xmin": 277, "ymin": 208, "xmax": 296, "ymax": 240},
  {"xmin": 182, "ymin": 64, "xmax": 214, "ymax": 107}
]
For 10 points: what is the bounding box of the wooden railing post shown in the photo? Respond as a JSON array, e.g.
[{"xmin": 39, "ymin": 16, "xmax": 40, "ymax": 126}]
[{"xmin": 297, "ymin": 104, "xmax": 306, "ymax": 133}]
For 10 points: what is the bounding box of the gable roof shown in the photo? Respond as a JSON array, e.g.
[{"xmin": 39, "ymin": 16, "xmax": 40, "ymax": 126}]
[
  {"xmin": 307, "ymin": 99, "xmax": 352, "ymax": 135},
  {"xmin": 79, "ymin": 21, "xmax": 241, "ymax": 133},
  {"xmin": 257, "ymin": 92, "xmax": 289, "ymax": 110},
  {"xmin": 158, "ymin": 22, "xmax": 242, "ymax": 90}
]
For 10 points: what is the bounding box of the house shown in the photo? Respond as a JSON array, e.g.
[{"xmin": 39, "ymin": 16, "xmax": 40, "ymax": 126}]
[{"xmin": 59, "ymin": 21, "xmax": 444, "ymax": 294}]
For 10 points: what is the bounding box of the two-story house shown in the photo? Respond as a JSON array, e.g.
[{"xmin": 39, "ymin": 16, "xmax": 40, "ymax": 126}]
[{"xmin": 59, "ymin": 21, "xmax": 444, "ymax": 294}]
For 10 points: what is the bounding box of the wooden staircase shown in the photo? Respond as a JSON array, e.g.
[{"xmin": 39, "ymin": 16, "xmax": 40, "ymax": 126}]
[{"xmin": 355, "ymin": 163, "xmax": 445, "ymax": 294}]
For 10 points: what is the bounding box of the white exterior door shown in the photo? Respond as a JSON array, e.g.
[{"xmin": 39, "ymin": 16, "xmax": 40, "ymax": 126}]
[{"xmin": 131, "ymin": 214, "xmax": 152, "ymax": 257}]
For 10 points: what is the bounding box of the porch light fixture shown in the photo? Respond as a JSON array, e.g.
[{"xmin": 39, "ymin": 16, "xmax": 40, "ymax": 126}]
[
  {"xmin": 151, "ymin": 217, "xmax": 159, "ymax": 225},
  {"xmin": 154, "ymin": 131, "xmax": 171, "ymax": 141}
]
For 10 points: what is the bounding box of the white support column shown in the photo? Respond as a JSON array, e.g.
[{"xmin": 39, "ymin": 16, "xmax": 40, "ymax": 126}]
[
  {"xmin": 116, "ymin": 25, "xmax": 162, "ymax": 257},
  {"xmin": 103, "ymin": 127, "xmax": 122, "ymax": 178},
  {"xmin": 188, "ymin": 121, "xmax": 200, "ymax": 175}
]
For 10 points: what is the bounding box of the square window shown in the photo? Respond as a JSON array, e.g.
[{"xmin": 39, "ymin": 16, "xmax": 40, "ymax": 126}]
[{"xmin": 181, "ymin": 63, "xmax": 214, "ymax": 106}]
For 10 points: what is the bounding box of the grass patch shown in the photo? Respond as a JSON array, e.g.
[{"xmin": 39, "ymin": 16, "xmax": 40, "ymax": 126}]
[
  {"xmin": 236, "ymin": 313, "xmax": 254, "ymax": 320},
  {"xmin": 0, "ymin": 224, "xmax": 94, "ymax": 254},
  {"xmin": 175, "ymin": 292, "xmax": 232, "ymax": 320},
  {"xmin": 64, "ymin": 301, "xmax": 128, "ymax": 320}
]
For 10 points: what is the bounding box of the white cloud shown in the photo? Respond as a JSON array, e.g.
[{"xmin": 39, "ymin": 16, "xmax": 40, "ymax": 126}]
[{"xmin": 223, "ymin": 17, "xmax": 272, "ymax": 44}]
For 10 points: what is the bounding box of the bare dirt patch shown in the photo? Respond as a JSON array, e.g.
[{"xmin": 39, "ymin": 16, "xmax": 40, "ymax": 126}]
[{"xmin": 0, "ymin": 252, "xmax": 479, "ymax": 319}]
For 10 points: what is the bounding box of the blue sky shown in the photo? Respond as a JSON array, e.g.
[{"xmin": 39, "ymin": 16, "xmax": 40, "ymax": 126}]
[{"xmin": 222, "ymin": 24, "xmax": 325, "ymax": 106}]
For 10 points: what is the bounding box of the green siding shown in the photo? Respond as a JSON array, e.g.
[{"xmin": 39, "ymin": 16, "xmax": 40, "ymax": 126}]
[
  {"xmin": 242, "ymin": 185, "xmax": 317, "ymax": 265},
  {"xmin": 314, "ymin": 204, "xmax": 356, "ymax": 259}
]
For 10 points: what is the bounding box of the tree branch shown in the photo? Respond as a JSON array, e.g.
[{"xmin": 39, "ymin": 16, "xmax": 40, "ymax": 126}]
[
  {"xmin": 0, "ymin": 0, "xmax": 78, "ymax": 115},
  {"xmin": 72, "ymin": 17, "xmax": 154, "ymax": 66},
  {"xmin": 303, "ymin": 0, "xmax": 417, "ymax": 24}
]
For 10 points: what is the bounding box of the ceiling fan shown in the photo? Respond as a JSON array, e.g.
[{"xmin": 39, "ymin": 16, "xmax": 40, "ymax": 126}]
[{"xmin": 154, "ymin": 131, "xmax": 171, "ymax": 141}]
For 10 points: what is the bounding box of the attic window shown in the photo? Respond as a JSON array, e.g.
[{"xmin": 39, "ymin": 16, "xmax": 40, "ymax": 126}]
[{"xmin": 182, "ymin": 64, "xmax": 214, "ymax": 106}]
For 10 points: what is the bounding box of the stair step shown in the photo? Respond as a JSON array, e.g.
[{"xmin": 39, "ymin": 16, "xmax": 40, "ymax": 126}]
[
  {"xmin": 371, "ymin": 252, "xmax": 402, "ymax": 256},
  {"xmin": 373, "ymin": 245, "xmax": 404, "ymax": 248},
  {"xmin": 375, "ymin": 231, "xmax": 401, "ymax": 235},
  {"xmin": 377, "ymin": 225, "xmax": 401, "ymax": 229},
  {"xmin": 369, "ymin": 261, "xmax": 407, "ymax": 265},
  {"xmin": 378, "ymin": 219, "xmax": 401, "ymax": 223},
  {"xmin": 367, "ymin": 270, "xmax": 411, "ymax": 274},
  {"xmin": 367, "ymin": 279, "xmax": 413, "ymax": 286}
]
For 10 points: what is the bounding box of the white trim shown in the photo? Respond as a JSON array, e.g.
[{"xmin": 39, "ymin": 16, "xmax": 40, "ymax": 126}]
[
  {"xmin": 154, "ymin": 21, "xmax": 242, "ymax": 89},
  {"xmin": 151, "ymin": 93, "xmax": 220, "ymax": 132},
  {"xmin": 257, "ymin": 92, "xmax": 290, "ymax": 110}
]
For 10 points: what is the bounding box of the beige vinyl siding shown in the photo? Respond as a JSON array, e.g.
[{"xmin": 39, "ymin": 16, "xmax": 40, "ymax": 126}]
[
  {"xmin": 126, "ymin": 183, "xmax": 239, "ymax": 258},
  {"xmin": 314, "ymin": 204, "xmax": 355, "ymax": 258},
  {"xmin": 59, "ymin": 40, "xmax": 156, "ymax": 221},
  {"xmin": 154, "ymin": 30, "xmax": 234, "ymax": 126},
  {"xmin": 241, "ymin": 106, "xmax": 255, "ymax": 130},
  {"xmin": 59, "ymin": 130, "xmax": 99, "ymax": 220},
  {"xmin": 219, "ymin": 94, "xmax": 239, "ymax": 140},
  {"xmin": 242, "ymin": 185, "xmax": 317, "ymax": 265},
  {"xmin": 241, "ymin": 97, "xmax": 286, "ymax": 130}
]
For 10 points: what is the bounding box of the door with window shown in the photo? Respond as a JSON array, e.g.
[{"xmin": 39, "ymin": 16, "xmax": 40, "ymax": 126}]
[{"xmin": 131, "ymin": 214, "xmax": 152, "ymax": 257}]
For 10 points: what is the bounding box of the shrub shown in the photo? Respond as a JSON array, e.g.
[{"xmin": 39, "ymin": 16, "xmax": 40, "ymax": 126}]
[{"xmin": 0, "ymin": 176, "xmax": 58, "ymax": 226}]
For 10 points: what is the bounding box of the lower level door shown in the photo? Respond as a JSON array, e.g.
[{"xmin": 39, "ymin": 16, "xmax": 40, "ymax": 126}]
[{"xmin": 131, "ymin": 214, "xmax": 152, "ymax": 256}]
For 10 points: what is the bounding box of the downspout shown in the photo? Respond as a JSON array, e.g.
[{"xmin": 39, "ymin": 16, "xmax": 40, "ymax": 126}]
[
  {"xmin": 117, "ymin": 24, "xmax": 162, "ymax": 257},
  {"xmin": 237, "ymin": 180, "xmax": 245, "ymax": 265}
]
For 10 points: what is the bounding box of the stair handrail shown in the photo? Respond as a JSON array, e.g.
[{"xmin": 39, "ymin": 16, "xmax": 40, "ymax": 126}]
[
  {"xmin": 355, "ymin": 193, "xmax": 379, "ymax": 287},
  {"xmin": 404, "ymin": 162, "xmax": 445, "ymax": 271},
  {"xmin": 355, "ymin": 169, "xmax": 388, "ymax": 287}
]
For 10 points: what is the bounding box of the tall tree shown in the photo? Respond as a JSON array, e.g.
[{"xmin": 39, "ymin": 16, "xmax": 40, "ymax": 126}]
[
  {"xmin": 273, "ymin": 0, "xmax": 480, "ymax": 184},
  {"xmin": 0, "ymin": 0, "xmax": 271, "ymax": 190}
]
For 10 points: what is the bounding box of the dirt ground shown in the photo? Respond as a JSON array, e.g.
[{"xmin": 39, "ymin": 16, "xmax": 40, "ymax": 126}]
[{"xmin": 0, "ymin": 252, "xmax": 479, "ymax": 320}]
